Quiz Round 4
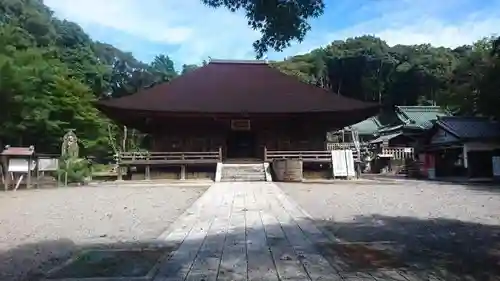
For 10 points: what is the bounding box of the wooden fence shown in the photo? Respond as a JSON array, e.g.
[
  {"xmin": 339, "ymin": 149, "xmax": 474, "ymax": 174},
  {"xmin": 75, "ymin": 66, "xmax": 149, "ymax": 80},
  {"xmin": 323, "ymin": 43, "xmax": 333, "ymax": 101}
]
[
  {"xmin": 264, "ymin": 149, "xmax": 332, "ymax": 162},
  {"xmin": 381, "ymin": 147, "xmax": 414, "ymax": 159},
  {"xmin": 117, "ymin": 149, "xmax": 222, "ymax": 165},
  {"xmin": 326, "ymin": 142, "xmax": 357, "ymax": 151},
  {"xmin": 116, "ymin": 149, "xmax": 222, "ymax": 181}
]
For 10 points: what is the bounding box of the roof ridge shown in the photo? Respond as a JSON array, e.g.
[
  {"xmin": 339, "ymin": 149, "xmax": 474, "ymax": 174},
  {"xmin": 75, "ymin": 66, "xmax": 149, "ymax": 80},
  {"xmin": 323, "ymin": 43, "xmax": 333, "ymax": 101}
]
[
  {"xmin": 396, "ymin": 106, "xmax": 443, "ymax": 112},
  {"xmin": 371, "ymin": 116, "xmax": 382, "ymax": 126},
  {"xmin": 397, "ymin": 105, "xmax": 441, "ymax": 108},
  {"xmin": 436, "ymin": 120, "xmax": 460, "ymax": 138},
  {"xmin": 209, "ymin": 59, "xmax": 268, "ymax": 64}
]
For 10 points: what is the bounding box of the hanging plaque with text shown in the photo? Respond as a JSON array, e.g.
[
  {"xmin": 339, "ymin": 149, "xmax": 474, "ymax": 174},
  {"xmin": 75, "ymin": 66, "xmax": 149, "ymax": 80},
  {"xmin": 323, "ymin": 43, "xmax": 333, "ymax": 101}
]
[{"xmin": 230, "ymin": 119, "xmax": 251, "ymax": 131}]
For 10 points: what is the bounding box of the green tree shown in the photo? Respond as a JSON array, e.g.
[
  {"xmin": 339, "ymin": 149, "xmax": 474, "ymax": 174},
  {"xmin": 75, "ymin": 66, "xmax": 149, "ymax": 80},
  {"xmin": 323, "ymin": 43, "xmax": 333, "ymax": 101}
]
[
  {"xmin": 181, "ymin": 64, "xmax": 199, "ymax": 75},
  {"xmin": 150, "ymin": 54, "xmax": 177, "ymax": 83},
  {"xmin": 0, "ymin": 0, "xmax": 168, "ymax": 158},
  {"xmin": 275, "ymin": 35, "xmax": 500, "ymax": 119}
]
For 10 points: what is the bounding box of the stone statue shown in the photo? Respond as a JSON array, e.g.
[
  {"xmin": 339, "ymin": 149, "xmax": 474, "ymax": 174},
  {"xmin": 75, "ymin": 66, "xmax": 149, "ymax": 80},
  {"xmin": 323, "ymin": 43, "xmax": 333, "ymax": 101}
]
[{"xmin": 62, "ymin": 129, "xmax": 79, "ymax": 158}]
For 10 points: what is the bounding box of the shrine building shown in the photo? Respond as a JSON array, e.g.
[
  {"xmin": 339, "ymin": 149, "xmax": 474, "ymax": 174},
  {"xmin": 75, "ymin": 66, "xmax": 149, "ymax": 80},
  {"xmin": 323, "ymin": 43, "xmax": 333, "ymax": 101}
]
[{"xmin": 96, "ymin": 60, "xmax": 379, "ymax": 180}]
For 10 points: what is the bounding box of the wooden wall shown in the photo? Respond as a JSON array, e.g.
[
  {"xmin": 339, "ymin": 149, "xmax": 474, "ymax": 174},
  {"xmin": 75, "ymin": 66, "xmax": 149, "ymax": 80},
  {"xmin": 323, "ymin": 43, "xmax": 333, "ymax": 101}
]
[{"xmin": 149, "ymin": 116, "xmax": 329, "ymax": 155}]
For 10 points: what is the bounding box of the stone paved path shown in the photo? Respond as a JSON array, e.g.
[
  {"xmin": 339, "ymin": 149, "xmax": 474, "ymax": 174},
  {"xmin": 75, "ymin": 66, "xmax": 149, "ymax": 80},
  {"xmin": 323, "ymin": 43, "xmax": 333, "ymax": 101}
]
[{"xmin": 152, "ymin": 182, "xmax": 416, "ymax": 281}]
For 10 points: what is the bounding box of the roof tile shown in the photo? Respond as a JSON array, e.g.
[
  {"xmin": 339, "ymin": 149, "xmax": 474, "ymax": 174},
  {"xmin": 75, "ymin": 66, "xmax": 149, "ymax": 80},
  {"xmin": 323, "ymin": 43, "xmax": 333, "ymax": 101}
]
[
  {"xmin": 97, "ymin": 61, "xmax": 379, "ymax": 114},
  {"xmin": 438, "ymin": 116, "xmax": 500, "ymax": 140},
  {"xmin": 396, "ymin": 106, "xmax": 450, "ymax": 129}
]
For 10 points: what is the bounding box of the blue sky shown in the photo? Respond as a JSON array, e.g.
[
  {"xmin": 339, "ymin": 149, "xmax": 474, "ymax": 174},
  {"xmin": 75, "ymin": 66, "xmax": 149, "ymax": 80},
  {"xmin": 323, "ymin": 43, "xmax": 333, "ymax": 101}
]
[{"xmin": 45, "ymin": 0, "xmax": 500, "ymax": 68}]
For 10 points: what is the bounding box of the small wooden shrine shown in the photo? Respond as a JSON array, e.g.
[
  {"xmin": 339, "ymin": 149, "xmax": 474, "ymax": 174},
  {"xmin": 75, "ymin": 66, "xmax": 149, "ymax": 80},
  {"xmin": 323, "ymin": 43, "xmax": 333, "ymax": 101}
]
[{"xmin": 1, "ymin": 145, "xmax": 36, "ymax": 190}]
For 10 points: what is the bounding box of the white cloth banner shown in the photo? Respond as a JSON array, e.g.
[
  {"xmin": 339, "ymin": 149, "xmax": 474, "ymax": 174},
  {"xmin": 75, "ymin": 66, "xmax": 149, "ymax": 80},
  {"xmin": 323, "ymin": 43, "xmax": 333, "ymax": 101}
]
[
  {"xmin": 332, "ymin": 150, "xmax": 355, "ymax": 178},
  {"xmin": 332, "ymin": 150, "xmax": 347, "ymax": 177},
  {"xmin": 344, "ymin": 149, "xmax": 356, "ymax": 177}
]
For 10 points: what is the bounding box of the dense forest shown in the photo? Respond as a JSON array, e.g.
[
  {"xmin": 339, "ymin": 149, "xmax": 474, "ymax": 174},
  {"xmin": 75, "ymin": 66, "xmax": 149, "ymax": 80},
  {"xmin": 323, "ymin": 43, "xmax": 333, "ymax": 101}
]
[
  {"xmin": 275, "ymin": 36, "xmax": 500, "ymax": 115},
  {"xmin": 0, "ymin": 0, "xmax": 499, "ymax": 159}
]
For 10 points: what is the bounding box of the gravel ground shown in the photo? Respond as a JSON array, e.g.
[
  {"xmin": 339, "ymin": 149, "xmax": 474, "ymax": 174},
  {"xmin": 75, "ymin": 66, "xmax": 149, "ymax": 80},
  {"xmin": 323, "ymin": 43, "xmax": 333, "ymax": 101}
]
[
  {"xmin": 0, "ymin": 185, "xmax": 207, "ymax": 281},
  {"xmin": 279, "ymin": 181, "xmax": 500, "ymax": 280},
  {"xmin": 279, "ymin": 181, "xmax": 500, "ymax": 224}
]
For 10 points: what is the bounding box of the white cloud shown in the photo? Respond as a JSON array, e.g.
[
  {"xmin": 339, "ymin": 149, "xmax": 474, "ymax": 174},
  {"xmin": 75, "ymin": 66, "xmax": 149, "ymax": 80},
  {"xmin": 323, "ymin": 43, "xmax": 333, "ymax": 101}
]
[
  {"xmin": 377, "ymin": 17, "xmax": 500, "ymax": 48},
  {"xmin": 44, "ymin": 0, "xmax": 500, "ymax": 64},
  {"xmin": 320, "ymin": 0, "xmax": 500, "ymax": 49},
  {"xmin": 45, "ymin": 0, "xmax": 192, "ymax": 44},
  {"xmin": 44, "ymin": 0, "xmax": 260, "ymax": 63}
]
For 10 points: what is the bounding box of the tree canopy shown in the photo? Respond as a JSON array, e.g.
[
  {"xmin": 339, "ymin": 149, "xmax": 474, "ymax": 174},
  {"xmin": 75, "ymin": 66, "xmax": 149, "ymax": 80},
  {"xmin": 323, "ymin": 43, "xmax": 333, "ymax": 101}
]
[
  {"xmin": 273, "ymin": 35, "xmax": 500, "ymax": 118},
  {"xmin": 0, "ymin": 0, "xmax": 499, "ymax": 159},
  {"xmin": 0, "ymin": 0, "xmax": 179, "ymax": 156}
]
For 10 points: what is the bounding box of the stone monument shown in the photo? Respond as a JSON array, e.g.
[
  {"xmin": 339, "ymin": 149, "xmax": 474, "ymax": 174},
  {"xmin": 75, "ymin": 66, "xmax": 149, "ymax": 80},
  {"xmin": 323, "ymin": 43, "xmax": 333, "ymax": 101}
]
[{"xmin": 62, "ymin": 129, "xmax": 79, "ymax": 159}]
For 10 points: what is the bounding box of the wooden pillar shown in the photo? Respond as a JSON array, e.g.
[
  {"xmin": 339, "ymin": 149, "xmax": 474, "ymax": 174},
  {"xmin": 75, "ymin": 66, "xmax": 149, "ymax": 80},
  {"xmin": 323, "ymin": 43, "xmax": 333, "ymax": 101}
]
[
  {"xmin": 56, "ymin": 159, "xmax": 61, "ymax": 188},
  {"xmin": 355, "ymin": 161, "xmax": 361, "ymax": 179},
  {"xmin": 145, "ymin": 153, "xmax": 151, "ymax": 180},
  {"xmin": 117, "ymin": 165, "xmax": 123, "ymax": 181},
  {"xmin": 64, "ymin": 158, "xmax": 69, "ymax": 186},
  {"xmin": 463, "ymin": 143, "xmax": 470, "ymax": 178},
  {"xmin": 145, "ymin": 165, "xmax": 151, "ymax": 180},
  {"xmin": 35, "ymin": 156, "xmax": 40, "ymax": 188},
  {"xmin": 116, "ymin": 153, "xmax": 123, "ymax": 181},
  {"xmin": 88, "ymin": 157, "xmax": 94, "ymax": 182},
  {"xmin": 27, "ymin": 156, "xmax": 32, "ymax": 189},
  {"xmin": 180, "ymin": 165, "xmax": 186, "ymax": 180},
  {"xmin": 1, "ymin": 155, "xmax": 9, "ymax": 191}
]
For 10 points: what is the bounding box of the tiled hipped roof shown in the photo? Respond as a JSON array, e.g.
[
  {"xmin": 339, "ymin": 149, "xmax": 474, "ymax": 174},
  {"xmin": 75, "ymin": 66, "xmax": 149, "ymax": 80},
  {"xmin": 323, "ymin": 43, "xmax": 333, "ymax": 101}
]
[
  {"xmin": 96, "ymin": 60, "xmax": 379, "ymax": 114},
  {"xmin": 437, "ymin": 116, "xmax": 500, "ymax": 140},
  {"xmin": 396, "ymin": 106, "xmax": 450, "ymax": 129},
  {"xmin": 349, "ymin": 117, "xmax": 382, "ymax": 135}
]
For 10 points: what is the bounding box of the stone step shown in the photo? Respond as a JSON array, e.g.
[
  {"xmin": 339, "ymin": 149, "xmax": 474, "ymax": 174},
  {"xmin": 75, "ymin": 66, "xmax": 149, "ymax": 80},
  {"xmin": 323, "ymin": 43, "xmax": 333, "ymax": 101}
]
[
  {"xmin": 222, "ymin": 169, "xmax": 265, "ymax": 174},
  {"xmin": 223, "ymin": 171, "xmax": 265, "ymax": 175},
  {"xmin": 221, "ymin": 173, "xmax": 266, "ymax": 178},
  {"xmin": 220, "ymin": 163, "xmax": 266, "ymax": 182},
  {"xmin": 221, "ymin": 176, "xmax": 266, "ymax": 182},
  {"xmin": 222, "ymin": 170, "xmax": 265, "ymax": 175},
  {"xmin": 221, "ymin": 179, "xmax": 265, "ymax": 182},
  {"xmin": 221, "ymin": 167, "xmax": 265, "ymax": 172},
  {"xmin": 221, "ymin": 171, "xmax": 265, "ymax": 176}
]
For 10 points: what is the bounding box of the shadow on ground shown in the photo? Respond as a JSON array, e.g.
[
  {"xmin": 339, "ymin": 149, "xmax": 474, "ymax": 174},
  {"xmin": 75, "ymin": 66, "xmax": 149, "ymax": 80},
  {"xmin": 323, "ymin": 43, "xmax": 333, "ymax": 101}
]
[
  {"xmin": 316, "ymin": 215, "xmax": 500, "ymax": 280},
  {"xmin": 1, "ymin": 215, "xmax": 499, "ymax": 281}
]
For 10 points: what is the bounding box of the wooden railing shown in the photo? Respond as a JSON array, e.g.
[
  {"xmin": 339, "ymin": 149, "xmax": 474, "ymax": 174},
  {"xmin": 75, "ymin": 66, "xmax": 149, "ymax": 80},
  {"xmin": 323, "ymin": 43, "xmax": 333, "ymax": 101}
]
[
  {"xmin": 381, "ymin": 147, "xmax": 414, "ymax": 160},
  {"xmin": 264, "ymin": 148, "xmax": 332, "ymax": 162},
  {"xmin": 325, "ymin": 142, "xmax": 366, "ymax": 161},
  {"xmin": 326, "ymin": 142, "xmax": 357, "ymax": 151},
  {"xmin": 117, "ymin": 148, "xmax": 222, "ymax": 165}
]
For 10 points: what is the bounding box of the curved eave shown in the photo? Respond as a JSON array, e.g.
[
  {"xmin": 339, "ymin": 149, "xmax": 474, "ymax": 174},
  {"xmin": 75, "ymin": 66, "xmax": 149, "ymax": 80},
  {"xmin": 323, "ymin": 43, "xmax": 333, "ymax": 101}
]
[
  {"xmin": 96, "ymin": 99, "xmax": 380, "ymax": 115},
  {"xmin": 96, "ymin": 100, "xmax": 380, "ymax": 132}
]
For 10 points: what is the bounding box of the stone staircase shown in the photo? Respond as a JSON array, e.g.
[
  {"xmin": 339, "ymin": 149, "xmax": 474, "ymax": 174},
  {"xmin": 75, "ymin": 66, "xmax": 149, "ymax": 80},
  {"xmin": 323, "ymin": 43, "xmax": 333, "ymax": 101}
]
[{"xmin": 220, "ymin": 163, "xmax": 268, "ymax": 182}]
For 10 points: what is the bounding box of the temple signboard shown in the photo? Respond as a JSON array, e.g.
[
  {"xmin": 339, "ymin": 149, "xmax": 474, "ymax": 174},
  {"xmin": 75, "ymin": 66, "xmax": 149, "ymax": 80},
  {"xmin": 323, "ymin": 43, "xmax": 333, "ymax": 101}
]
[{"xmin": 231, "ymin": 119, "xmax": 251, "ymax": 131}]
